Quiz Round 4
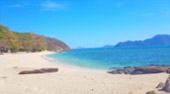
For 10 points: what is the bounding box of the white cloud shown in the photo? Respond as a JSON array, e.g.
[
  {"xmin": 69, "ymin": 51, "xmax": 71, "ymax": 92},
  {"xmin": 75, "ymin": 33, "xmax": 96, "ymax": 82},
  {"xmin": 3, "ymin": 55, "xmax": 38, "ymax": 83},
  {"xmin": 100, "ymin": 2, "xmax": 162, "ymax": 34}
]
[
  {"xmin": 41, "ymin": 2, "xmax": 66, "ymax": 11},
  {"xmin": 9, "ymin": 4, "xmax": 22, "ymax": 8}
]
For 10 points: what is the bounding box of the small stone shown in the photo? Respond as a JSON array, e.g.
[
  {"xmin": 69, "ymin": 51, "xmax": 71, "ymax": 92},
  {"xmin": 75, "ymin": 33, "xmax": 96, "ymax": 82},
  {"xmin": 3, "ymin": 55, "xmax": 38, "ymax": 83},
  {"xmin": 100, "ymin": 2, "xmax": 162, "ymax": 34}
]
[
  {"xmin": 128, "ymin": 92, "xmax": 133, "ymax": 94},
  {"xmin": 1, "ymin": 76, "xmax": 7, "ymax": 79}
]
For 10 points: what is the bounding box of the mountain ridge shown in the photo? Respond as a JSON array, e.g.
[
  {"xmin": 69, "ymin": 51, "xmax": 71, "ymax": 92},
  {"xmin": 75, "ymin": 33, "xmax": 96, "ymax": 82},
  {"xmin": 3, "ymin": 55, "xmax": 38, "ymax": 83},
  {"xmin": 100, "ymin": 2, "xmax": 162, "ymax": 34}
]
[{"xmin": 101, "ymin": 34, "xmax": 170, "ymax": 48}]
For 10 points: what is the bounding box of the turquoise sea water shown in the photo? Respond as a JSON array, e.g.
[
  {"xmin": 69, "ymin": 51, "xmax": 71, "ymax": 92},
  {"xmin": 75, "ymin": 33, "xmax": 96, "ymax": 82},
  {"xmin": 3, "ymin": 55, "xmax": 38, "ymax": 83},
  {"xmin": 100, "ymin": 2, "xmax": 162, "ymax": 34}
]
[{"xmin": 48, "ymin": 46, "xmax": 170, "ymax": 70}]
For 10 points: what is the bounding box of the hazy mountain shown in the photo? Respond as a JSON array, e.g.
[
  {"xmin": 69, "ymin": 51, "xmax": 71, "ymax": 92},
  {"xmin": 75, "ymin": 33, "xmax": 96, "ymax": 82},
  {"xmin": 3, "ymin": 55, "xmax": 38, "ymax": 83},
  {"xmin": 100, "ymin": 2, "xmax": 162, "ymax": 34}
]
[
  {"xmin": 101, "ymin": 34, "xmax": 170, "ymax": 48},
  {"xmin": 115, "ymin": 34, "xmax": 170, "ymax": 47}
]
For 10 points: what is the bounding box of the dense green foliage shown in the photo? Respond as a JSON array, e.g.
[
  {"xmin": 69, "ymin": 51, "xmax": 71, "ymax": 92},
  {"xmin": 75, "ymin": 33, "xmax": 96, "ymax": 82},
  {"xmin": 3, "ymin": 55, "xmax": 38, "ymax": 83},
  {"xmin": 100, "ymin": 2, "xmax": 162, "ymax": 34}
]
[{"xmin": 0, "ymin": 24, "xmax": 70, "ymax": 52}]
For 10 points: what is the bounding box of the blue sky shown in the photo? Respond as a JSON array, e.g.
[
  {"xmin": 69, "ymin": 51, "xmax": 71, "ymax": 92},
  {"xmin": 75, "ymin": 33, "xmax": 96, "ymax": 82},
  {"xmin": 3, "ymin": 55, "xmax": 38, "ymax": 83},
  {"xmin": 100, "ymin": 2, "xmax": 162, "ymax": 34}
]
[{"xmin": 0, "ymin": 0, "xmax": 170, "ymax": 48}]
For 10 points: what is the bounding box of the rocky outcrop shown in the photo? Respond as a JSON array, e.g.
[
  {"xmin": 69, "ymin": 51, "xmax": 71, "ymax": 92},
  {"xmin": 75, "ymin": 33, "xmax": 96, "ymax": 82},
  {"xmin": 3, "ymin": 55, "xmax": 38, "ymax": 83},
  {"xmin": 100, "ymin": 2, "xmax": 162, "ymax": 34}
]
[
  {"xmin": 145, "ymin": 76, "xmax": 170, "ymax": 94},
  {"xmin": 166, "ymin": 68, "xmax": 170, "ymax": 74},
  {"xmin": 108, "ymin": 65, "xmax": 170, "ymax": 75},
  {"xmin": 156, "ymin": 82, "xmax": 165, "ymax": 89},
  {"xmin": 146, "ymin": 91, "xmax": 156, "ymax": 94},
  {"xmin": 19, "ymin": 68, "xmax": 58, "ymax": 75},
  {"xmin": 162, "ymin": 76, "xmax": 170, "ymax": 92}
]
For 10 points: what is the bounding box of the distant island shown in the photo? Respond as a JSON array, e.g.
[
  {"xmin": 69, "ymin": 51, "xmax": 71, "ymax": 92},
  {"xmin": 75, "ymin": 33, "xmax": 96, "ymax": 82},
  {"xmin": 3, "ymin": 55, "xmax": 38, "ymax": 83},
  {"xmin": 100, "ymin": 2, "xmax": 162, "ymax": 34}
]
[
  {"xmin": 0, "ymin": 24, "xmax": 70, "ymax": 53},
  {"xmin": 102, "ymin": 34, "xmax": 170, "ymax": 48}
]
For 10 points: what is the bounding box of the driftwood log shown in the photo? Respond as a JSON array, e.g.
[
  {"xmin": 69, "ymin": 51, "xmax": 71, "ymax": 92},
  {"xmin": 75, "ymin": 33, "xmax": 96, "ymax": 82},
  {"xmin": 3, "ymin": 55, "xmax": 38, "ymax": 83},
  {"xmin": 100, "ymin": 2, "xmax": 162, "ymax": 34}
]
[{"xmin": 19, "ymin": 68, "xmax": 58, "ymax": 75}]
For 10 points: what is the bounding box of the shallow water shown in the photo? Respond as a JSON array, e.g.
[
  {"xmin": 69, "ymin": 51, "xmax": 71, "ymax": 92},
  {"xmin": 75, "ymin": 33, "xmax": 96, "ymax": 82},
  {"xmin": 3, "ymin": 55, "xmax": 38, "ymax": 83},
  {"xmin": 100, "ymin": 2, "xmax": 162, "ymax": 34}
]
[{"xmin": 48, "ymin": 46, "xmax": 170, "ymax": 70}]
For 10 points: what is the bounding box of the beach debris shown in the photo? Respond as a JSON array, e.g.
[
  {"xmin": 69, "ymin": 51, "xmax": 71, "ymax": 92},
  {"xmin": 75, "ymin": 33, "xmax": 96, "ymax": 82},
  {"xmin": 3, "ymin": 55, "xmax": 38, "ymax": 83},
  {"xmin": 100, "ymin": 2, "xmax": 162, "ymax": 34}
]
[
  {"xmin": 19, "ymin": 68, "xmax": 58, "ymax": 75},
  {"xmin": 156, "ymin": 82, "xmax": 165, "ymax": 89},
  {"xmin": 146, "ymin": 91, "xmax": 156, "ymax": 94},
  {"xmin": 162, "ymin": 76, "xmax": 170, "ymax": 92},
  {"xmin": 108, "ymin": 65, "xmax": 170, "ymax": 75}
]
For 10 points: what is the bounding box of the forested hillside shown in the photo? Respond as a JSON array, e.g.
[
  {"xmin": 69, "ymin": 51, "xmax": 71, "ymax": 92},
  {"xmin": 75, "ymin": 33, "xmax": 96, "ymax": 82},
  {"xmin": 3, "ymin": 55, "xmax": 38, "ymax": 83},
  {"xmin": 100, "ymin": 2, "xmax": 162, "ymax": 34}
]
[{"xmin": 0, "ymin": 24, "xmax": 70, "ymax": 52}]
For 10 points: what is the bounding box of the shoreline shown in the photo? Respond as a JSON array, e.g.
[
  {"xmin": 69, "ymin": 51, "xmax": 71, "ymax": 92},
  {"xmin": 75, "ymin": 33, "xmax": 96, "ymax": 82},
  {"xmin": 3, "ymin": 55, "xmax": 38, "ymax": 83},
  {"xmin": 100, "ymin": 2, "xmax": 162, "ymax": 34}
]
[
  {"xmin": 43, "ymin": 52, "xmax": 109, "ymax": 71},
  {"xmin": 0, "ymin": 51, "xmax": 169, "ymax": 94},
  {"xmin": 44, "ymin": 52, "xmax": 170, "ymax": 73}
]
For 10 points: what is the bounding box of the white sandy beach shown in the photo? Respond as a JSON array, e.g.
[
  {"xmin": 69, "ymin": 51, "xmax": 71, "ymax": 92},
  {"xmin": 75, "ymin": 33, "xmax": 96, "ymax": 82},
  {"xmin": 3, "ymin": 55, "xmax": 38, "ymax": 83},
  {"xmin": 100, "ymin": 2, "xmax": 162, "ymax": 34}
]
[{"xmin": 0, "ymin": 51, "xmax": 169, "ymax": 94}]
